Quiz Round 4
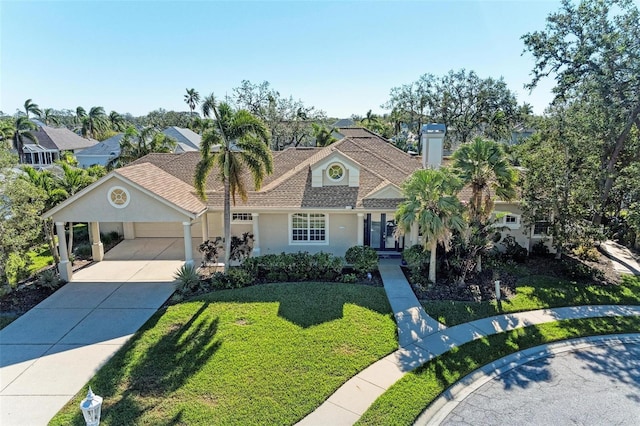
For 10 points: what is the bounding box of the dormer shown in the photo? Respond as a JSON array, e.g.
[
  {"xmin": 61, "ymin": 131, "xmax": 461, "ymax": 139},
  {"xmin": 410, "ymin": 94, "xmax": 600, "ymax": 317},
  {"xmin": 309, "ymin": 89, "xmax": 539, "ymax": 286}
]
[{"xmin": 311, "ymin": 152, "xmax": 360, "ymax": 187}]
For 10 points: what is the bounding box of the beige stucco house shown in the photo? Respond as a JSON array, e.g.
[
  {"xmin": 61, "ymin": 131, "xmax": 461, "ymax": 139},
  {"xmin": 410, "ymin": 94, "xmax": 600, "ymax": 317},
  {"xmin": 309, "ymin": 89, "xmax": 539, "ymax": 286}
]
[{"xmin": 43, "ymin": 127, "xmax": 545, "ymax": 281}]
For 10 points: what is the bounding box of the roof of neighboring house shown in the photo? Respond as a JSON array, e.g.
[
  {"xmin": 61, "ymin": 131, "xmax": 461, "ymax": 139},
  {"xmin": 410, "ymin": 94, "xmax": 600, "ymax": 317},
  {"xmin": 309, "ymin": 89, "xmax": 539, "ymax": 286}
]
[
  {"xmin": 75, "ymin": 127, "xmax": 202, "ymax": 158},
  {"xmin": 76, "ymin": 133, "xmax": 124, "ymax": 157},
  {"xmin": 332, "ymin": 118, "xmax": 356, "ymax": 128},
  {"xmin": 128, "ymin": 127, "xmax": 425, "ymax": 210},
  {"xmin": 162, "ymin": 126, "xmax": 202, "ymax": 153},
  {"xmin": 24, "ymin": 126, "xmax": 98, "ymax": 151}
]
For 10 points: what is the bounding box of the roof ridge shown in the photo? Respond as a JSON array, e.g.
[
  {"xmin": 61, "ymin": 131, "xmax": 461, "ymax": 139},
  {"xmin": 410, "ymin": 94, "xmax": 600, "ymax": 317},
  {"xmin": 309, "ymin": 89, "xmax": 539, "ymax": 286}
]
[
  {"xmin": 259, "ymin": 145, "xmax": 335, "ymax": 191},
  {"xmin": 348, "ymin": 136, "xmax": 416, "ymax": 176}
]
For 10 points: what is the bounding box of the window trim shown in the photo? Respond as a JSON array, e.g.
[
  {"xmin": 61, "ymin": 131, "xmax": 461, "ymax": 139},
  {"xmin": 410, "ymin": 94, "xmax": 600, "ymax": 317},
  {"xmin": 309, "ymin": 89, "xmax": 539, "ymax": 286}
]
[
  {"xmin": 326, "ymin": 163, "xmax": 346, "ymax": 183},
  {"xmin": 532, "ymin": 220, "xmax": 551, "ymax": 237},
  {"xmin": 494, "ymin": 212, "xmax": 521, "ymax": 229},
  {"xmin": 289, "ymin": 212, "xmax": 329, "ymax": 245},
  {"xmin": 231, "ymin": 212, "xmax": 253, "ymax": 224}
]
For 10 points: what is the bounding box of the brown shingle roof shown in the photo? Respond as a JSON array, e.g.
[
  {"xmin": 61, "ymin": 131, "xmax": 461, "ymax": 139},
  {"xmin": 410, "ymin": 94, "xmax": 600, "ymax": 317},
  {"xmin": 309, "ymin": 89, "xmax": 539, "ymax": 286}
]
[
  {"xmin": 118, "ymin": 128, "xmax": 427, "ymax": 211},
  {"xmin": 115, "ymin": 163, "xmax": 206, "ymax": 215}
]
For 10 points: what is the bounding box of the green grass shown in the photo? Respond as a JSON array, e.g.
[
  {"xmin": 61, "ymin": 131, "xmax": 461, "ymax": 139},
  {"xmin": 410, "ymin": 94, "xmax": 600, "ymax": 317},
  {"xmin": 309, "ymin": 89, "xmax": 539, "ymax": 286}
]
[
  {"xmin": 357, "ymin": 315, "xmax": 640, "ymax": 426},
  {"xmin": 27, "ymin": 244, "xmax": 54, "ymax": 275},
  {"xmin": 49, "ymin": 282, "xmax": 397, "ymax": 426},
  {"xmin": 423, "ymin": 274, "xmax": 640, "ymax": 326}
]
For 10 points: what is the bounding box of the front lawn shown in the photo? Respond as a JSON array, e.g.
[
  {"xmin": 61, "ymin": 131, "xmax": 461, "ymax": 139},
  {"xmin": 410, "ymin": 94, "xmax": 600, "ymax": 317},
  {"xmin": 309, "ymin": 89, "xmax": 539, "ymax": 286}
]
[
  {"xmin": 423, "ymin": 274, "xmax": 640, "ymax": 326},
  {"xmin": 50, "ymin": 282, "xmax": 396, "ymax": 425},
  {"xmin": 357, "ymin": 315, "xmax": 640, "ymax": 426}
]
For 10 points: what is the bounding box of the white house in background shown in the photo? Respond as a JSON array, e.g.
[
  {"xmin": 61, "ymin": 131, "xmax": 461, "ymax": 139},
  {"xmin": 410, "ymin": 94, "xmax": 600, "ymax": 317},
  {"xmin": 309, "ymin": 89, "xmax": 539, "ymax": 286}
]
[
  {"xmin": 76, "ymin": 126, "xmax": 202, "ymax": 168},
  {"xmin": 44, "ymin": 127, "xmax": 550, "ymax": 282},
  {"xmin": 20, "ymin": 125, "xmax": 98, "ymax": 168}
]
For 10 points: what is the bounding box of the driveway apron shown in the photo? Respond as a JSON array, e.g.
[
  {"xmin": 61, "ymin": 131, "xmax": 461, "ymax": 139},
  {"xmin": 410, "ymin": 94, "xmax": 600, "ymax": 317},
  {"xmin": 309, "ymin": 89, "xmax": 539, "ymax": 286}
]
[{"xmin": 0, "ymin": 240, "xmax": 181, "ymax": 425}]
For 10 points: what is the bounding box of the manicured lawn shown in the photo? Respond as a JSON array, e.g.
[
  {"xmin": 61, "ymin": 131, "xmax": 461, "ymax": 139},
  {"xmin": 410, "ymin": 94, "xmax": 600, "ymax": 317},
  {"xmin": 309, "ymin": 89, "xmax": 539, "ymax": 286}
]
[
  {"xmin": 50, "ymin": 282, "xmax": 396, "ymax": 425},
  {"xmin": 357, "ymin": 315, "xmax": 640, "ymax": 426},
  {"xmin": 423, "ymin": 275, "xmax": 640, "ymax": 326}
]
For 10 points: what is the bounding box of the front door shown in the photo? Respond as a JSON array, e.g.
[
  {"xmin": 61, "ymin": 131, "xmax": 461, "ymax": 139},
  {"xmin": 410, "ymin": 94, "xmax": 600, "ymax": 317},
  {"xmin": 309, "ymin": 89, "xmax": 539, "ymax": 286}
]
[{"xmin": 364, "ymin": 213, "xmax": 403, "ymax": 251}]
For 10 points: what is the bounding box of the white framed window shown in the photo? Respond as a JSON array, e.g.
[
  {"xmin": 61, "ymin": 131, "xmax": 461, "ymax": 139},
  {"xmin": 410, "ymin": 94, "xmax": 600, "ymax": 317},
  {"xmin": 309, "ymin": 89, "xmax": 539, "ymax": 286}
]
[
  {"xmin": 232, "ymin": 213, "xmax": 253, "ymax": 223},
  {"xmin": 494, "ymin": 212, "xmax": 521, "ymax": 229},
  {"xmin": 290, "ymin": 213, "xmax": 328, "ymax": 244},
  {"xmin": 533, "ymin": 221, "xmax": 551, "ymax": 236},
  {"xmin": 326, "ymin": 163, "xmax": 345, "ymax": 182}
]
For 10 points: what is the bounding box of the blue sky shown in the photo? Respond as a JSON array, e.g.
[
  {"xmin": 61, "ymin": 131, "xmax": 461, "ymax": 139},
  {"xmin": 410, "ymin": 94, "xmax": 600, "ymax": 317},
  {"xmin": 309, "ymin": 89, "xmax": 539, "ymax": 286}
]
[{"xmin": 1, "ymin": 0, "xmax": 564, "ymax": 119}]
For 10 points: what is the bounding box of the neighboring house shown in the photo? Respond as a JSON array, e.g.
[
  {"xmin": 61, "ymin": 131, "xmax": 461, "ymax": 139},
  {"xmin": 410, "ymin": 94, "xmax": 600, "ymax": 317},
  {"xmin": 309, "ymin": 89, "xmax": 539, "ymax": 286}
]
[
  {"xmin": 43, "ymin": 127, "xmax": 547, "ymax": 281},
  {"xmin": 75, "ymin": 126, "xmax": 202, "ymax": 168},
  {"xmin": 20, "ymin": 125, "xmax": 98, "ymax": 168}
]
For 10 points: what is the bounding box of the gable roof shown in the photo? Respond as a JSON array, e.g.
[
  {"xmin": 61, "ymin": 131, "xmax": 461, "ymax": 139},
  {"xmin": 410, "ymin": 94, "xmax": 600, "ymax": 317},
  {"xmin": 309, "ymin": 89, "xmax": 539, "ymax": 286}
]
[
  {"xmin": 162, "ymin": 126, "xmax": 202, "ymax": 152},
  {"xmin": 76, "ymin": 133, "xmax": 124, "ymax": 157},
  {"xmin": 24, "ymin": 126, "xmax": 98, "ymax": 151},
  {"xmin": 124, "ymin": 127, "xmax": 423, "ymax": 211}
]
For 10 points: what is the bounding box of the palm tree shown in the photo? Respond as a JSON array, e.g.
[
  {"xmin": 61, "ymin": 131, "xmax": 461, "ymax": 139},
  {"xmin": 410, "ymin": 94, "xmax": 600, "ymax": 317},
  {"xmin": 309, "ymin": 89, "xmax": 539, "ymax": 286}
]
[
  {"xmin": 395, "ymin": 168, "xmax": 465, "ymax": 283},
  {"xmin": 108, "ymin": 110, "xmax": 126, "ymax": 131},
  {"xmin": 23, "ymin": 99, "xmax": 42, "ymax": 119},
  {"xmin": 39, "ymin": 108, "xmax": 60, "ymax": 126},
  {"xmin": 0, "ymin": 119, "xmax": 15, "ymax": 146},
  {"xmin": 184, "ymin": 88, "xmax": 201, "ymax": 118},
  {"xmin": 108, "ymin": 126, "xmax": 177, "ymax": 169},
  {"xmin": 21, "ymin": 166, "xmax": 68, "ymax": 263},
  {"xmin": 81, "ymin": 106, "xmax": 108, "ymax": 139},
  {"xmin": 452, "ymin": 137, "xmax": 518, "ymax": 224},
  {"xmin": 452, "ymin": 137, "xmax": 518, "ymax": 271},
  {"xmin": 55, "ymin": 163, "xmax": 96, "ymax": 256},
  {"xmin": 196, "ymin": 94, "xmax": 273, "ymax": 272},
  {"xmin": 75, "ymin": 106, "xmax": 87, "ymax": 126},
  {"xmin": 12, "ymin": 116, "xmax": 38, "ymax": 163},
  {"xmin": 311, "ymin": 123, "xmax": 337, "ymax": 147}
]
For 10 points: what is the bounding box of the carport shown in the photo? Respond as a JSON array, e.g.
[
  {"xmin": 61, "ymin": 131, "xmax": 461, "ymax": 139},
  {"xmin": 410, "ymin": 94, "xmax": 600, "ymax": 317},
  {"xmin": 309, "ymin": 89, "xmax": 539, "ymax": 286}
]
[{"xmin": 43, "ymin": 163, "xmax": 208, "ymax": 282}]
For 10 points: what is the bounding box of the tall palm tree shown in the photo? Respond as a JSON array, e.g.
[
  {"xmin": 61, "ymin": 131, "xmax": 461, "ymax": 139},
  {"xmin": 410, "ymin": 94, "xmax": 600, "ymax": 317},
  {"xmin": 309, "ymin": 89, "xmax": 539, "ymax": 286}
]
[
  {"xmin": 12, "ymin": 116, "xmax": 38, "ymax": 163},
  {"xmin": 196, "ymin": 94, "xmax": 273, "ymax": 272},
  {"xmin": 108, "ymin": 110, "xmax": 126, "ymax": 131},
  {"xmin": 81, "ymin": 106, "xmax": 108, "ymax": 139},
  {"xmin": 0, "ymin": 119, "xmax": 15, "ymax": 146},
  {"xmin": 395, "ymin": 168, "xmax": 465, "ymax": 283},
  {"xmin": 108, "ymin": 126, "xmax": 177, "ymax": 169},
  {"xmin": 39, "ymin": 108, "xmax": 60, "ymax": 126},
  {"xmin": 23, "ymin": 99, "xmax": 42, "ymax": 119},
  {"xmin": 311, "ymin": 123, "xmax": 337, "ymax": 147},
  {"xmin": 452, "ymin": 137, "xmax": 518, "ymax": 271},
  {"xmin": 184, "ymin": 88, "xmax": 201, "ymax": 118}
]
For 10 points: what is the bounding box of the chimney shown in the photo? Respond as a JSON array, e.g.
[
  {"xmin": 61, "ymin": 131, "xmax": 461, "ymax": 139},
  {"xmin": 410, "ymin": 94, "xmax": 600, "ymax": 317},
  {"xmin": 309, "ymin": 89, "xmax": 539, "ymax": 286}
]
[{"xmin": 420, "ymin": 123, "xmax": 446, "ymax": 169}]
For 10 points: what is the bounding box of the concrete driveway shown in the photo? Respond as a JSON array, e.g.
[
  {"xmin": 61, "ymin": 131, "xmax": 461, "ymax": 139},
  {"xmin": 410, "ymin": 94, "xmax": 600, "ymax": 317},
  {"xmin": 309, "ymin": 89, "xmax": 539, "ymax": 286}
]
[{"xmin": 0, "ymin": 239, "xmax": 182, "ymax": 425}]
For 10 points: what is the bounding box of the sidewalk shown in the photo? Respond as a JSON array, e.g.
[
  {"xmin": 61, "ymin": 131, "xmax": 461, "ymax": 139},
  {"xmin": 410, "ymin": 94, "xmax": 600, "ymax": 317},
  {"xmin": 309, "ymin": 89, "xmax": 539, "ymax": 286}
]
[
  {"xmin": 600, "ymin": 240, "xmax": 640, "ymax": 275},
  {"xmin": 297, "ymin": 256, "xmax": 640, "ymax": 426}
]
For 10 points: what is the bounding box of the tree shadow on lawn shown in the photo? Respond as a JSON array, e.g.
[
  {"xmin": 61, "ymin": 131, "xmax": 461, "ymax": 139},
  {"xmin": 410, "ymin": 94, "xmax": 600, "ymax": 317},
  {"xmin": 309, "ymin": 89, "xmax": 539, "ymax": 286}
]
[
  {"xmin": 198, "ymin": 282, "xmax": 392, "ymax": 328},
  {"xmin": 60, "ymin": 302, "xmax": 220, "ymax": 425}
]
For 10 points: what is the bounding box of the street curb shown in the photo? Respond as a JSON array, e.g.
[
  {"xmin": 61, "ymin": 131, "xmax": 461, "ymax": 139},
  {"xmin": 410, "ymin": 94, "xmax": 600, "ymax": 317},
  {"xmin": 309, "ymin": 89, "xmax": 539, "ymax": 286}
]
[{"xmin": 416, "ymin": 333, "xmax": 640, "ymax": 425}]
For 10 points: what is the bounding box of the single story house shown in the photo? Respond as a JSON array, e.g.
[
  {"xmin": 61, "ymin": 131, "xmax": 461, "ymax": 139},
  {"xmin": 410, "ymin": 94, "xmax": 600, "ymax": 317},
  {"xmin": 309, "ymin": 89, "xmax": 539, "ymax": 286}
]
[
  {"xmin": 76, "ymin": 126, "xmax": 202, "ymax": 168},
  {"xmin": 20, "ymin": 125, "xmax": 98, "ymax": 168},
  {"xmin": 43, "ymin": 127, "xmax": 545, "ymax": 281}
]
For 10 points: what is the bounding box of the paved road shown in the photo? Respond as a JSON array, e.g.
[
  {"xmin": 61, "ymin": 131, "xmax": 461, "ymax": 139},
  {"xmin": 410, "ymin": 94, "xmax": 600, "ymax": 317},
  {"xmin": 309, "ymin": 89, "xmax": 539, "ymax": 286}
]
[{"xmin": 439, "ymin": 341, "xmax": 640, "ymax": 425}]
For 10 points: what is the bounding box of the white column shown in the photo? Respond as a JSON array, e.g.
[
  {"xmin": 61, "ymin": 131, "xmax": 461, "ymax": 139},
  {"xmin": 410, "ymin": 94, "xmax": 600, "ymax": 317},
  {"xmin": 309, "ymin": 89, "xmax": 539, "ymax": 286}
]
[
  {"xmin": 201, "ymin": 213, "xmax": 209, "ymax": 242},
  {"xmin": 357, "ymin": 213, "xmax": 364, "ymax": 245},
  {"xmin": 183, "ymin": 221, "xmax": 194, "ymax": 266},
  {"xmin": 89, "ymin": 222, "xmax": 104, "ymax": 261},
  {"xmin": 123, "ymin": 222, "xmax": 135, "ymax": 239},
  {"xmin": 251, "ymin": 213, "xmax": 260, "ymax": 256},
  {"xmin": 410, "ymin": 222, "xmax": 419, "ymax": 246},
  {"xmin": 56, "ymin": 222, "xmax": 73, "ymax": 282}
]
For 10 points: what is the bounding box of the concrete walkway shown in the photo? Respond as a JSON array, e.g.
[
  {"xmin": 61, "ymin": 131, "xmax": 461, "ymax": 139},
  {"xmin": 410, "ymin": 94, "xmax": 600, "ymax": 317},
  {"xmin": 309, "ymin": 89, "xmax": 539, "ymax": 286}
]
[
  {"xmin": 298, "ymin": 256, "xmax": 640, "ymax": 426},
  {"xmin": 600, "ymin": 240, "xmax": 640, "ymax": 275},
  {"xmin": 0, "ymin": 254, "xmax": 180, "ymax": 425}
]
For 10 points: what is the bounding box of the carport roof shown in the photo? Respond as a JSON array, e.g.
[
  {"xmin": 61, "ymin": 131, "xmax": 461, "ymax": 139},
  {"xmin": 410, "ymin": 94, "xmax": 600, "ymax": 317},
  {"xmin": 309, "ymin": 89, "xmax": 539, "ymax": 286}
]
[{"xmin": 43, "ymin": 163, "xmax": 207, "ymax": 220}]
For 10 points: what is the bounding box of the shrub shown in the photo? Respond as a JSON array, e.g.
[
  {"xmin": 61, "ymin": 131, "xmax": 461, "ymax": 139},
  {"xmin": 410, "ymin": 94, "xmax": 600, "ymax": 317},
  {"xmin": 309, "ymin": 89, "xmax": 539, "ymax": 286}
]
[
  {"xmin": 229, "ymin": 232, "xmax": 254, "ymax": 262},
  {"xmin": 108, "ymin": 231, "xmax": 121, "ymax": 243},
  {"xmin": 199, "ymin": 238, "xmax": 224, "ymax": 266},
  {"xmin": 561, "ymin": 259, "xmax": 605, "ymax": 281},
  {"xmin": 500, "ymin": 236, "xmax": 528, "ymax": 263},
  {"xmin": 240, "ymin": 251, "xmax": 344, "ymax": 283},
  {"xmin": 174, "ymin": 264, "xmax": 202, "ymax": 294},
  {"xmin": 74, "ymin": 243, "xmax": 92, "ymax": 258},
  {"xmin": 531, "ymin": 240, "xmax": 550, "ymax": 257},
  {"xmin": 210, "ymin": 268, "xmax": 255, "ymax": 289},
  {"xmin": 340, "ymin": 273, "xmax": 358, "ymax": 283},
  {"xmin": 100, "ymin": 232, "xmax": 112, "ymax": 245},
  {"xmin": 5, "ymin": 252, "xmax": 30, "ymax": 286},
  {"xmin": 37, "ymin": 269, "xmax": 62, "ymax": 290},
  {"xmin": 402, "ymin": 245, "xmax": 430, "ymax": 272},
  {"xmin": 345, "ymin": 245, "xmax": 378, "ymax": 276},
  {"xmin": 573, "ymin": 244, "xmax": 600, "ymax": 262}
]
